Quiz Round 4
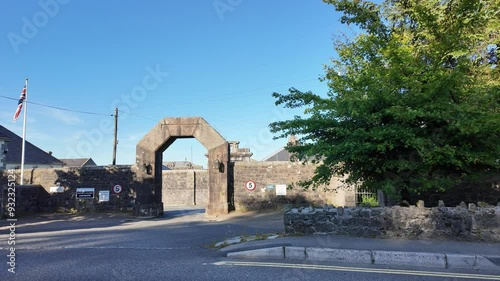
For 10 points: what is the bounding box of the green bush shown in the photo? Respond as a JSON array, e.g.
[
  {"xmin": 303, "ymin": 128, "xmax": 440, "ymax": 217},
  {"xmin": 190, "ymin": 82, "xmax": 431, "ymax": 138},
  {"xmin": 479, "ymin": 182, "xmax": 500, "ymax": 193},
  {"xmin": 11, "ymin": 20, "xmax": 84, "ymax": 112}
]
[{"xmin": 360, "ymin": 195, "xmax": 379, "ymax": 207}]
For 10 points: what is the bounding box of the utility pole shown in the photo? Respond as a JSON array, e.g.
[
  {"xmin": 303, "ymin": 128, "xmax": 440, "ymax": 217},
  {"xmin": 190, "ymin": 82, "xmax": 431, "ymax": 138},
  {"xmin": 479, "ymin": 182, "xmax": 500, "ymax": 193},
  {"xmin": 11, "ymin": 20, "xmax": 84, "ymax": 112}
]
[{"xmin": 112, "ymin": 107, "xmax": 118, "ymax": 165}]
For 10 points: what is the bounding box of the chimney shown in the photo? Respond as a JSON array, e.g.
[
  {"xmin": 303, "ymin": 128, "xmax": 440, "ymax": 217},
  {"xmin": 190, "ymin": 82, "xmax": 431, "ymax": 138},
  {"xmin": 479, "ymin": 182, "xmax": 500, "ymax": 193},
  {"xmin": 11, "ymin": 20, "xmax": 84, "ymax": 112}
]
[{"xmin": 48, "ymin": 151, "xmax": 52, "ymax": 155}]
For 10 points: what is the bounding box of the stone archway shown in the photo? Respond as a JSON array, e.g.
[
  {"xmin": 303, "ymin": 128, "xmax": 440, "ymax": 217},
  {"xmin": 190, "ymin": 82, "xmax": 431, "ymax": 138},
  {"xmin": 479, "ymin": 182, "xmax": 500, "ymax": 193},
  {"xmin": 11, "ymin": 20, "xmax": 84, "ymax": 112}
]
[{"xmin": 134, "ymin": 117, "xmax": 230, "ymax": 217}]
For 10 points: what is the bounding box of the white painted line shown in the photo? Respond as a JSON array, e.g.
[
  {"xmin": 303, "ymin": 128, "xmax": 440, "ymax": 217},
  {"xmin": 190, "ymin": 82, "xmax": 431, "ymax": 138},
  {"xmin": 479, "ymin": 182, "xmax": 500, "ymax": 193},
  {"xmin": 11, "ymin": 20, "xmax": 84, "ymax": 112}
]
[{"xmin": 214, "ymin": 261, "xmax": 500, "ymax": 280}]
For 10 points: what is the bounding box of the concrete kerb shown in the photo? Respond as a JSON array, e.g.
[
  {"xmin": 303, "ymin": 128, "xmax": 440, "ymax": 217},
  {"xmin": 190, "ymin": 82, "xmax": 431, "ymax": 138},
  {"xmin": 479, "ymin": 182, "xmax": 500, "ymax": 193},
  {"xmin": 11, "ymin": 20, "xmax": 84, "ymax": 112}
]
[
  {"xmin": 307, "ymin": 248, "xmax": 373, "ymax": 264},
  {"xmin": 372, "ymin": 250, "xmax": 446, "ymax": 268},
  {"xmin": 445, "ymin": 255, "xmax": 500, "ymax": 271},
  {"xmin": 227, "ymin": 247, "xmax": 285, "ymax": 259},
  {"xmin": 226, "ymin": 246, "xmax": 500, "ymax": 271}
]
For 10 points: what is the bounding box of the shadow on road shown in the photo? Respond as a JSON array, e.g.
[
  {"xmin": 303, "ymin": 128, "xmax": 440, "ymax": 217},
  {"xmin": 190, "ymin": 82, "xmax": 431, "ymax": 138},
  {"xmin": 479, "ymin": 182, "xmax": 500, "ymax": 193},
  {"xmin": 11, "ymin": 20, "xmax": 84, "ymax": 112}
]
[
  {"xmin": 0, "ymin": 206, "xmax": 284, "ymax": 246},
  {"xmin": 163, "ymin": 206, "xmax": 206, "ymax": 218}
]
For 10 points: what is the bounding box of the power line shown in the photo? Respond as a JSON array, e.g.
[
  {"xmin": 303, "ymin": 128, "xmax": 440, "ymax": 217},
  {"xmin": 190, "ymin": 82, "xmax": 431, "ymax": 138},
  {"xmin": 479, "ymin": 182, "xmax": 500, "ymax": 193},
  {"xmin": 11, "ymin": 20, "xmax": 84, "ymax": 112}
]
[
  {"xmin": 29, "ymin": 100, "xmax": 113, "ymax": 117},
  {"xmin": 0, "ymin": 95, "xmax": 20, "ymax": 102},
  {"xmin": 0, "ymin": 95, "xmax": 113, "ymax": 117}
]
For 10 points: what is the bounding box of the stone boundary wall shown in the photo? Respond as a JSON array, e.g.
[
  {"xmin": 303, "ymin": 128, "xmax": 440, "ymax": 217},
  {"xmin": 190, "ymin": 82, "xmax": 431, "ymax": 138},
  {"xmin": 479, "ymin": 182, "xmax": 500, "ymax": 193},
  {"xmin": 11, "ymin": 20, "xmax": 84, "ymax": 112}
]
[
  {"xmin": 0, "ymin": 166, "xmax": 210, "ymax": 215},
  {"xmin": 1, "ymin": 166, "xmax": 138, "ymax": 214},
  {"xmin": 1, "ymin": 185, "xmax": 48, "ymax": 217},
  {"xmin": 233, "ymin": 161, "xmax": 355, "ymax": 211},
  {"xmin": 1, "ymin": 162, "xmax": 354, "ymax": 215},
  {"xmin": 284, "ymin": 202, "xmax": 500, "ymax": 242},
  {"xmin": 162, "ymin": 170, "xmax": 208, "ymax": 206}
]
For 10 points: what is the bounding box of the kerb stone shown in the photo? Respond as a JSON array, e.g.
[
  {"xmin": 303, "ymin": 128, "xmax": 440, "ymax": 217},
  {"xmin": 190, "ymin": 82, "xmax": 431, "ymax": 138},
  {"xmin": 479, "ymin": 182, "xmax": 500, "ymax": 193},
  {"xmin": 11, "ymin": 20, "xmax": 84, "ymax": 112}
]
[
  {"xmin": 305, "ymin": 248, "xmax": 372, "ymax": 264},
  {"xmin": 284, "ymin": 247, "xmax": 306, "ymax": 260},
  {"xmin": 226, "ymin": 247, "xmax": 284, "ymax": 259},
  {"xmin": 373, "ymin": 250, "xmax": 446, "ymax": 268}
]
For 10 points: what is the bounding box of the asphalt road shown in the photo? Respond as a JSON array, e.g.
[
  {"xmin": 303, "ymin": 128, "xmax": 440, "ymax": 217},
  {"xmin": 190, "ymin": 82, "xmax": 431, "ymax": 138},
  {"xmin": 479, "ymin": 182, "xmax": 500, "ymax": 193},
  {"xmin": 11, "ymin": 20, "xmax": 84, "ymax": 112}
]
[{"xmin": 0, "ymin": 207, "xmax": 498, "ymax": 281}]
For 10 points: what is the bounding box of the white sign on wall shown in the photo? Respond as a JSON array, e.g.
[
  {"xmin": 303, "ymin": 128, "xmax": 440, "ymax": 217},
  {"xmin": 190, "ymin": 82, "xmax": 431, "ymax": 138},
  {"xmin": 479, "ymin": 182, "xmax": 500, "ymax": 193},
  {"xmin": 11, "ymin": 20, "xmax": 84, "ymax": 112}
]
[
  {"xmin": 276, "ymin": 184, "xmax": 287, "ymax": 196},
  {"xmin": 49, "ymin": 186, "xmax": 64, "ymax": 193},
  {"xmin": 99, "ymin": 190, "xmax": 110, "ymax": 202},
  {"xmin": 49, "ymin": 182, "xmax": 64, "ymax": 193},
  {"xmin": 76, "ymin": 188, "xmax": 95, "ymax": 199}
]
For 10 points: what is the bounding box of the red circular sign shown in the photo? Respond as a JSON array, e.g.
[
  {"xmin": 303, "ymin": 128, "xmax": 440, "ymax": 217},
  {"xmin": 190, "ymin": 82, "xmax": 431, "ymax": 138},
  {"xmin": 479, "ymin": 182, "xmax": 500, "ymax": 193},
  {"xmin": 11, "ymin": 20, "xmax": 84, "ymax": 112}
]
[
  {"xmin": 245, "ymin": 180, "xmax": 256, "ymax": 191},
  {"xmin": 113, "ymin": 185, "xmax": 123, "ymax": 194}
]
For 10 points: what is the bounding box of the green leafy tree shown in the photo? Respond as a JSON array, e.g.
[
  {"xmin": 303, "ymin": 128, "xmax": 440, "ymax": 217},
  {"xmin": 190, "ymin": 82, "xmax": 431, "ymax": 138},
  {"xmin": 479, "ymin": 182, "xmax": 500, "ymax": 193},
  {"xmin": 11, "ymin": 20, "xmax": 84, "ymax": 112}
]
[{"xmin": 270, "ymin": 0, "xmax": 500, "ymax": 198}]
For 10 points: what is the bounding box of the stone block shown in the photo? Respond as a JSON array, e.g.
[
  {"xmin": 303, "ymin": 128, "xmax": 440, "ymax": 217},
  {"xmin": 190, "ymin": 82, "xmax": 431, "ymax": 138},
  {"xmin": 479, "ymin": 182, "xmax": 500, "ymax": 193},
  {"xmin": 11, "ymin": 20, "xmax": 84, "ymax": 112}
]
[
  {"xmin": 227, "ymin": 247, "xmax": 284, "ymax": 259},
  {"xmin": 285, "ymin": 247, "xmax": 306, "ymax": 260},
  {"xmin": 305, "ymin": 248, "xmax": 372, "ymax": 264},
  {"xmin": 446, "ymin": 254, "xmax": 477, "ymax": 269},
  {"xmin": 360, "ymin": 208, "xmax": 371, "ymax": 218},
  {"xmin": 370, "ymin": 207, "xmax": 383, "ymax": 216},
  {"xmin": 372, "ymin": 250, "xmax": 446, "ymax": 268},
  {"xmin": 416, "ymin": 200, "xmax": 425, "ymax": 208},
  {"xmin": 350, "ymin": 208, "xmax": 361, "ymax": 217},
  {"xmin": 473, "ymin": 256, "xmax": 500, "ymax": 270}
]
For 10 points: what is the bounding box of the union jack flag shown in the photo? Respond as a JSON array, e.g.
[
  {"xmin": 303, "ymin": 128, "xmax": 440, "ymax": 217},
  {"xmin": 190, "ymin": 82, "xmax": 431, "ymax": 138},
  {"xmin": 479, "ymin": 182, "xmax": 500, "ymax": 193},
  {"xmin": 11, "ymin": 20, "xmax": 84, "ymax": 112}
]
[{"xmin": 13, "ymin": 86, "xmax": 26, "ymax": 122}]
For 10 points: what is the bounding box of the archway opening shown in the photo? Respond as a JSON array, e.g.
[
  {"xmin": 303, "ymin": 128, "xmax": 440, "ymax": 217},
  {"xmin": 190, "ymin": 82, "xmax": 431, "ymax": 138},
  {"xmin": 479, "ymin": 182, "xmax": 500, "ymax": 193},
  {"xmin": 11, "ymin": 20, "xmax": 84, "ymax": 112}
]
[{"xmin": 161, "ymin": 138, "xmax": 208, "ymax": 208}]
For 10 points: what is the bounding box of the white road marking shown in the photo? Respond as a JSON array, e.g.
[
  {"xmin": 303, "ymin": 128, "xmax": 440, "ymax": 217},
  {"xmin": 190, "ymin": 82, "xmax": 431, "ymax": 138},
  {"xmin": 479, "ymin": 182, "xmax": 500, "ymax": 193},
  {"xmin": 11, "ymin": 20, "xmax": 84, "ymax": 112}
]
[
  {"xmin": 0, "ymin": 246, "xmax": 192, "ymax": 250},
  {"xmin": 213, "ymin": 261, "xmax": 500, "ymax": 280}
]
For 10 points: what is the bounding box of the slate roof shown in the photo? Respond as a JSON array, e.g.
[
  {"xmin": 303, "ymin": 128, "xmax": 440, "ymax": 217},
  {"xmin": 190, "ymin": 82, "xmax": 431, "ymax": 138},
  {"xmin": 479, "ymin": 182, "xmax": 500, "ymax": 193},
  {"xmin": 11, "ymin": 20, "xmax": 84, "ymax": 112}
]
[
  {"xmin": 262, "ymin": 147, "xmax": 316, "ymax": 162},
  {"xmin": 0, "ymin": 125, "xmax": 63, "ymax": 166},
  {"xmin": 262, "ymin": 148, "xmax": 293, "ymax": 162},
  {"xmin": 263, "ymin": 135, "xmax": 301, "ymax": 162},
  {"xmin": 59, "ymin": 158, "xmax": 97, "ymax": 167}
]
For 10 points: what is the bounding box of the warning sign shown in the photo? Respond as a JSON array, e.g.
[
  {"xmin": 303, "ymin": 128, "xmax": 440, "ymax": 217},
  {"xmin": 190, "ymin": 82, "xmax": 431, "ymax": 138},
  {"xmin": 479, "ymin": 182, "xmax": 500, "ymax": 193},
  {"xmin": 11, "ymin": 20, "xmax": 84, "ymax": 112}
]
[{"xmin": 245, "ymin": 180, "xmax": 256, "ymax": 191}]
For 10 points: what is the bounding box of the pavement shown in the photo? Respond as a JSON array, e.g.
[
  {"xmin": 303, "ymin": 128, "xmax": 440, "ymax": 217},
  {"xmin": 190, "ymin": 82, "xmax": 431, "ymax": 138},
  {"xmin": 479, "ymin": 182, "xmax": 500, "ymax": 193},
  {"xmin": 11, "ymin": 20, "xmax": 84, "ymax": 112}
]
[{"xmin": 219, "ymin": 234, "xmax": 500, "ymax": 272}]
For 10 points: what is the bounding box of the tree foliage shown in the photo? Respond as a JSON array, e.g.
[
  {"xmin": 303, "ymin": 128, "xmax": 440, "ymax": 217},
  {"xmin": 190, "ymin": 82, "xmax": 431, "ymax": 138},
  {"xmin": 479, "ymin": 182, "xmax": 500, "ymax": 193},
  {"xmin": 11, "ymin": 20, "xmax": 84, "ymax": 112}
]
[{"xmin": 270, "ymin": 0, "xmax": 500, "ymax": 197}]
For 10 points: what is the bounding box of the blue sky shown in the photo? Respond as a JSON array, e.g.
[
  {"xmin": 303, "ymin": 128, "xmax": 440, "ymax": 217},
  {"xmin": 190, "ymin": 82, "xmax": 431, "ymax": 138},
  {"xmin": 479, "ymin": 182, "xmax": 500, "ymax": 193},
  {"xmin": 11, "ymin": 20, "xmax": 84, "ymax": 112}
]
[{"xmin": 0, "ymin": 0, "xmax": 348, "ymax": 167}]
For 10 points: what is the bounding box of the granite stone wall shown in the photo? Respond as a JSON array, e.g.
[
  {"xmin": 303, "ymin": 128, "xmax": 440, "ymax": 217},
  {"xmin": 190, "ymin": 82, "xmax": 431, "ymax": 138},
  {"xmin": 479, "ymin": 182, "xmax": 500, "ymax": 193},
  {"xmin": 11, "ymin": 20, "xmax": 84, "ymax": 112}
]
[
  {"xmin": 1, "ymin": 166, "xmax": 138, "ymax": 213},
  {"xmin": 3, "ymin": 162, "xmax": 498, "ymax": 223},
  {"xmin": 0, "ymin": 185, "xmax": 49, "ymax": 217},
  {"xmin": 1, "ymin": 162, "xmax": 354, "ymax": 215},
  {"xmin": 284, "ymin": 202, "xmax": 500, "ymax": 242},
  {"xmin": 162, "ymin": 170, "xmax": 208, "ymax": 206},
  {"xmin": 232, "ymin": 161, "xmax": 355, "ymax": 211},
  {"xmin": 1, "ymin": 166, "xmax": 210, "ymax": 215}
]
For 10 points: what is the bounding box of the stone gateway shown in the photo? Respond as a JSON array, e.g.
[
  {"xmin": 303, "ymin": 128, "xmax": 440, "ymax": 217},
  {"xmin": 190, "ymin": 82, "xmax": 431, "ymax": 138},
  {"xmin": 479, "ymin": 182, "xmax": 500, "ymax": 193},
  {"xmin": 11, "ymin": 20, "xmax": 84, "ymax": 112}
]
[{"xmin": 135, "ymin": 117, "xmax": 230, "ymax": 217}]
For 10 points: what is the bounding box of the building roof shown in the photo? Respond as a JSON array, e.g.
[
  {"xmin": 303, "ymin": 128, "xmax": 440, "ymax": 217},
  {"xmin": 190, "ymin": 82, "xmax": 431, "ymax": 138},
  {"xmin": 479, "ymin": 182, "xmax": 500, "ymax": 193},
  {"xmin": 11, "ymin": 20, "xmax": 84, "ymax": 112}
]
[
  {"xmin": 262, "ymin": 148, "xmax": 293, "ymax": 162},
  {"xmin": 59, "ymin": 158, "xmax": 97, "ymax": 167},
  {"xmin": 0, "ymin": 125, "xmax": 64, "ymax": 166},
  {"xmin": 262, "ymin": 135, "xmax": 300, "ymax": 162}
]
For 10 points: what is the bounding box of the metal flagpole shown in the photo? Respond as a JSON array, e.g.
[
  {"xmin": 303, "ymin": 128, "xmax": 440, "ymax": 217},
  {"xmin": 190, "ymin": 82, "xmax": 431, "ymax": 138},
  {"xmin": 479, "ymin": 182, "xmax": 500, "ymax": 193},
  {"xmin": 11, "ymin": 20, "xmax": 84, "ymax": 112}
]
[{"xmin": 20, "ymin": 78, "xmax": 28, "ymax": 185}]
